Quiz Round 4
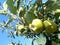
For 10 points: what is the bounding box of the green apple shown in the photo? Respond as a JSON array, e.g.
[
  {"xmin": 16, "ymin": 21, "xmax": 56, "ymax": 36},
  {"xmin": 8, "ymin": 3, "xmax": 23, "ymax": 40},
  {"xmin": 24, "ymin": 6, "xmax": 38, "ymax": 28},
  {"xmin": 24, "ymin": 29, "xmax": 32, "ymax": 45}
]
[
  {"xmin": 16, "ymin": 24, "xmax": 25, "ymax": 35},
  {"xmin": 43, "ymin": 20, "xmax": 57, "ymax": 35},
  {"xmin": 29, "ymin": 19, "xmax": 43, "ymax": 34},
  {"xmin": 16, "ymin": 25, "xmax": 24, "ymax": 30},
  {"xmin": 55, "ymin": 9, "xmax": 60, "ymax": 18},
  {"xmin": 55, "ymin": 9, "xmax": 60, "ymax": 23},
  {"xmin": 55, "ymin": 9, "xmax": 60, "ymax": 14}
]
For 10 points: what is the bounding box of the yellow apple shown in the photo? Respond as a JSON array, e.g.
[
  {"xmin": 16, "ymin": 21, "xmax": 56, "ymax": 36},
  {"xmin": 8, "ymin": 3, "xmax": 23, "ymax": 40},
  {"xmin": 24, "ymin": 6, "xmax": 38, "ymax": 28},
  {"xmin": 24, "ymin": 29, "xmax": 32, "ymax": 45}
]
[
  {"xmin": 29, "ymin": 19, "xmax": 43, "ymax": 34},
  {"xmin": 43, "ymin": 20, "xmax": 57, "ymax": 35}
]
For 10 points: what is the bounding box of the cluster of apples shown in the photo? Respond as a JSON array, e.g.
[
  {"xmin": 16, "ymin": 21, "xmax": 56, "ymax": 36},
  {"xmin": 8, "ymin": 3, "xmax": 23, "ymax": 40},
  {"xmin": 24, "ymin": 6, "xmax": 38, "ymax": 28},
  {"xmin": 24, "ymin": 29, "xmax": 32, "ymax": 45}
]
[
  {"xmin": 16, "ymin": 9, "xmax": 60, "ymax": 36},
  {"xmin": 16, "ymin": 18, "xmax": 57, "ymax": 36},
  {"xmin": 29, "ymin": 19, "xmax": 57, "ymax": 35}
]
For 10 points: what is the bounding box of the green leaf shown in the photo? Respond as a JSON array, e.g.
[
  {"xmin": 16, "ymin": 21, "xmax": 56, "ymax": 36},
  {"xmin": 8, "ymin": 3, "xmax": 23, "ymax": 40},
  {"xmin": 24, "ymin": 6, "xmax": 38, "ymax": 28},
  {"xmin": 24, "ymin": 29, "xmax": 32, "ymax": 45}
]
[
  {"xmin": 58, "ymin": 33, "xmax": 60, "ymax": 39},
  {"xmin": 45, "ymin": 0, "xmax": 60, "ymax": 12},
  {"xmin": 18, "ymin": 7, "xmax": 26, "ymax": 17},
  {"xmin": 0, "ymin": 10, "xmax": 4, "ymax": 14},
  {"xmin": 52, "ymin": 41, "xmax": 60, "ymax": 45},
  {"xmin": 35, "ymin": 34, "xmax": 46, "ymax": 45},
  {"xmin": 8, "ymin": 42, "xmax": 15, "ymax": 45},
  {"xmin": 25, "ymin": 12, "xmax": 36, "ymax": 24},
  {"xmin": 24, "ymin": 6, "xmax": 36, "ymax": 24},
  {"xmin": 3, "ymin": 1, "xmax": 8, "ymax": 11},
  {"xmin": 6, "ymin": 0, "xmax": 17, "ymax": 14},
  {"xmin": 16, "ymin": 0, "xmax": 20, "ymax": 9}
]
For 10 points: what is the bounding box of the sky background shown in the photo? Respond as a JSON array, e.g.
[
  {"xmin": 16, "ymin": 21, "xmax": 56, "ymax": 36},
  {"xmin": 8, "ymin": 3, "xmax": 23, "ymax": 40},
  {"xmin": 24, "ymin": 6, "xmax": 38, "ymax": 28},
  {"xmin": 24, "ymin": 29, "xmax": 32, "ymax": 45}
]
[{"xmin": 0, "ymin": 0, "xmax": 47, "ymax": 45}]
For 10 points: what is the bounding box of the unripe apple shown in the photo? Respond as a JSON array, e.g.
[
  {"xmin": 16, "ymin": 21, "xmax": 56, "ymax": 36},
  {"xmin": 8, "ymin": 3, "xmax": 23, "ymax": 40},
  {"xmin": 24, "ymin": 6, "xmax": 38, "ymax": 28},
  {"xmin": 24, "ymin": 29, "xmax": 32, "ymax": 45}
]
[
  {"xmin": 55, "ymin": 9, "xmax": 60, "ymax": 18},
  {"xmin": 16, "ymin": 25, "xmax": 24, "ymax": 30},
  {"xmin": 43, "ymin": 20, "xmax": 57, "ymax": 35},
  {"xmin": 16, "ymin": 25, "xmax": 25, "ymax": 35},
  {"xmin": 55, "ymin": 9, "xmax": 60, "ymax": 14},
  {"xmin": 55, "ymin": 9, "xmax": 60, "ymax": 23},
  {"xmin": 29, "ymin": 19, "xmax": 43, "ymax": 34}
]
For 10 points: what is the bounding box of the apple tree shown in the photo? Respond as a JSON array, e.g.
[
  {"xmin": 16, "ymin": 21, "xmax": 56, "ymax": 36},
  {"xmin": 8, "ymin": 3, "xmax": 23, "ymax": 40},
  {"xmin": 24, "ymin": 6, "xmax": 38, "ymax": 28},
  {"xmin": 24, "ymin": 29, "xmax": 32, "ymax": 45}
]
[{"xmin": 0, "ymin": 0, "xmax": 60, "ymax": 45}]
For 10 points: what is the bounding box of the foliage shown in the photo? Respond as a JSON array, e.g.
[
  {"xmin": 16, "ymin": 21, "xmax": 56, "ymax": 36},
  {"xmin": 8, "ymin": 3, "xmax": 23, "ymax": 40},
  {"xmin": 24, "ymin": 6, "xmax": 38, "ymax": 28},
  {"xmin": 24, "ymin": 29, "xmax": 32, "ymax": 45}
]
[{"xmin": 0, "ymin": 0, "xmax": 60, "ymax": 45}]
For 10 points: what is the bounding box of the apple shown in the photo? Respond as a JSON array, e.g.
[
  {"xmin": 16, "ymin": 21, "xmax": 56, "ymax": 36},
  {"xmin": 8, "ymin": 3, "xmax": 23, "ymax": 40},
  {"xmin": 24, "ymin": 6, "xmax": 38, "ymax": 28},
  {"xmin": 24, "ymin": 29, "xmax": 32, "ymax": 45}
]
[
  {"xmin": 43, "ymin": 20, "xmax": 57, "ymax": 35},
  {"xmin": 29, "ymin": 19, "xmax": 43, "ymax": 34},
  {"xmin": 55, "ymin": 9, "xmax": 60, "ymax": 14},
  {"xmin": 16, "ymin": 24, "xmax": 25, "ymax": 35},
  {"xmin": 16, "ymin": 25, "xmax": 25, "ymax": 30},
  {"xmin": 55, "ymin": 9, "xmax": 60, "ymax": 23}
]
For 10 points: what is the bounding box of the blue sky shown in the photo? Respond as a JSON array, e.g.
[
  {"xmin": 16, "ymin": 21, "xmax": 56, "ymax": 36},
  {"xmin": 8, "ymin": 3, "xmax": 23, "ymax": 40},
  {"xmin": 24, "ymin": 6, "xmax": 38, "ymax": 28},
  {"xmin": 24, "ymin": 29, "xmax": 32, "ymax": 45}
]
[{"xmin": 0, "ymin": 0, "xmax": 47, "ymax": 45}]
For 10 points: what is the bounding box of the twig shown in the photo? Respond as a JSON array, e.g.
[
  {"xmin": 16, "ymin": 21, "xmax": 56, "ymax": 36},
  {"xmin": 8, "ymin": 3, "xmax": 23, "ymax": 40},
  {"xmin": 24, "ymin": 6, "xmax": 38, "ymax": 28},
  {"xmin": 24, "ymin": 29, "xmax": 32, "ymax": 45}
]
[
  {"xmin": 31, "ymin": 38, "xmax": 35, "ymax": 45},
  {"xmin": 4, "ymin": 19, "xmax": 13, "ymax": 27},
  {"xmin": 40, "ymin": 0, "xmax": 45, "ymax": 21}
]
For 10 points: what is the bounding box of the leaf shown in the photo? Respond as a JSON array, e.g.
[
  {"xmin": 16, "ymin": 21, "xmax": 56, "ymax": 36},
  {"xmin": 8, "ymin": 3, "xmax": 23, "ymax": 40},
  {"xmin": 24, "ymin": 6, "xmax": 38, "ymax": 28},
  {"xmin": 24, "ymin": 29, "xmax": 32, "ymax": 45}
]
[
  {"xmin": 6, "ymin": 0, "xmax": 17, "ymax": 14},
  {"xmin": 52, "ymin": 41, "xmax": 60, "ymax": 45},
  {"xmin": 59, "ymin": 26, "xmax": 60, "ymax": 31},
  {"xmin": 24, "ymin": 6, "xmax": 36, "ymax": 24},
  {"xmin": 8, "ymin": 42, "xmax": 15, "ymax": 45},
  {"xmin": 18, "ymin": 7, "xmax": 26, "ymax": 17},
  {"xmin": 25, "ymin": 13, "xmax": 36, "ymax": 24},
  {"xmin": 16, "ymin": 0, "xmax": 20, "ymax": 9},
  {"xmin": 34, "ymin": 34, "xmax": 46, "ymax": 45},
  {"xmin": 58, "ymin": 33, "xmax": 60, "ymax": 39},
  {"xmin": 3, "ymin": 1, "xmax": 8, "ymax": 11},
  {"xmin": 45, "ymin": 0, "xmax": 60, "ymax": 12},
  {"xmin": 0, "ymin": 10, "xmax": 4, "ymax": 14}
]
